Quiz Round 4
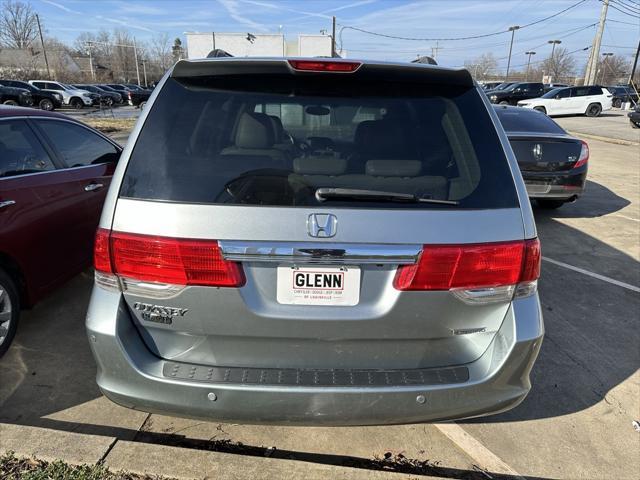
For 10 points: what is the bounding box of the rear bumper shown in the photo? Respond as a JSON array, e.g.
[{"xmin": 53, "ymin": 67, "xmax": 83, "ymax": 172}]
[
  {"xmin": 86, "ymin": 288, "xmax": 543, "ymax": 426},
  {"xmin": 523, "ymin": 169, "xmax": 587, "ymax": 200}
]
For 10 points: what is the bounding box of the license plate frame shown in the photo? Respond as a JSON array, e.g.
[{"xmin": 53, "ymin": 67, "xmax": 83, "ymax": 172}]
[{"xmin": 276, "ymin": 265, "xmax": 361, "ymax": 306}]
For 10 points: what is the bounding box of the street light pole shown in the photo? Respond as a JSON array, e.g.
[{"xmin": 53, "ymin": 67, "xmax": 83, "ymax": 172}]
[
  {"xmin": 525, "ymin": 51, "xmax": 536, "ymax": 81},
  {"xmin": 548, "ymin": 40, "xmax": 562, "ymax": 82},
  {"xmin": 505, "ymin": 25, "xmax": 520, "ymax": 82}
]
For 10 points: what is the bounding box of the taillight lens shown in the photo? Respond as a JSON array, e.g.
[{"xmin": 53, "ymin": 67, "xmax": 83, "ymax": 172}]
[
  {"xmin": 93, "ymin": 229, "xmax": 244, "ymax": 287},
  {"xmin": 288, "ymin": 60, "xmax": 362, "ymax": 72},
  {"xmin": 393, "ymin": 239, "xmax": 541, "ymax": 293},
  {"xmin": 573, "ymin": 141, "xmax": 589, "ymax": 169},
  {"xmin": 94, "ymin": 228, "xmax": 112, "ymax": 274}
]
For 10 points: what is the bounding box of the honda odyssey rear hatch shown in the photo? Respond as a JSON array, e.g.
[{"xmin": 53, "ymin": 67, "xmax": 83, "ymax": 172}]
[{"xmin": 88, "ymin": 58, "xmax": 543, "ymax": 425}]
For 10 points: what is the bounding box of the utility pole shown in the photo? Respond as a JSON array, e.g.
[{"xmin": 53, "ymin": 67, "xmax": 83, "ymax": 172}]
[
  {"xmin": 87, "ymin": 42, "xmax": 95, "ymax": 81},
  {"xmin": 133, "ymin": 37, "xmax": 141, "ymax": 86},
  {"xmin": 141, "ymin": 59, "xmax": 148, "ymax": 87},
  {"xmin": 505, "ymin": 25, "xmax": 520, "ymax": 82},
  {"xmin": 629, "ymin": 38, "xmax": 640, "ymax": 86},
  {"xmin": 525, "ymin": 51, "xmax": 536, "ymax": 80},
  {"xmin": 584, "ymin": 0, "xmax": 609, "ymax": 85},
  {"xmin": 331, "ymin": 16, "xmax": 336, "ymax": 57},
  {"xmin": 600, "ymin": 52, "xmax": 613, "ymax": 84},
  {"xmin": 430, "ymin": 41, "xmax": 441, "ymax": 61},
  {"xmin": 35, "ymin": 14, "xmax": 51, "ymax": 79}
]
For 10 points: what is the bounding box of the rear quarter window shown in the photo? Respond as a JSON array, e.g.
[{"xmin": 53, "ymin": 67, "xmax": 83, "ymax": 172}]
[{"xmin": 120, "ymin": 73, "xmax": 519, "ymax": 210}]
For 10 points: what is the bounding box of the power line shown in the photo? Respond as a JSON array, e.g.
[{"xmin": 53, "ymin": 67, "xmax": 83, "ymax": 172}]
[
  {"xmin": 606, "ymin": 1, "xmax": 640, "ymax": 17},
  {"xmin": 612, "ymin": 0, "xmax": 640, "ymax": 13},
  {"xmin": 608, "ymin": 17, "xmax": 640, "ymax": 25},
  {"xmin": 338, "ymin": 0, "xmax": 588, "ymax": 43}
]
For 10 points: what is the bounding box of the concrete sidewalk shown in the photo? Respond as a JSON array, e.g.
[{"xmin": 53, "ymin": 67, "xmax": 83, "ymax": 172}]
[{"xmin": 0, "ymin": 423, "xmax": 437, "ymax": 480}]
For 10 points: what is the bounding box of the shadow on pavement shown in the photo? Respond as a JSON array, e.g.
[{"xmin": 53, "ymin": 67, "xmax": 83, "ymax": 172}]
[{"xmin": 533, "ymin": 180, "xmax": 630, "ymax": 219}]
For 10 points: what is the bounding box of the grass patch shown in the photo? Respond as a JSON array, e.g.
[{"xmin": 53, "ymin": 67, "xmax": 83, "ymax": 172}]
[
  {"xmin": 0, "ymin": 452, "xmax": 172, "ymax": 480},
  {"xmin": 82, "ymin": 118, "xmax": 137, "ymax": 134}
]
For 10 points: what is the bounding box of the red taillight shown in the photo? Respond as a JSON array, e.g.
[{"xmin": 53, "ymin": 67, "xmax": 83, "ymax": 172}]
[
  {"xmin": 93, "ymin": 229, "xmax": 244, "ymax": 287},
  {"xmin": 94, "ymin": 228, "xmax": 113, "ymax": 274},
  {"xmin": 573, "ymin": 141, "xmax": 589, "ymax": 169},
  {"xmin": 288, "ymin": 60, "xmax": 361, "ymax": 72},
  {"xmin": 393, "ymin": 239, "xmax": 541, "ymax": 291}
]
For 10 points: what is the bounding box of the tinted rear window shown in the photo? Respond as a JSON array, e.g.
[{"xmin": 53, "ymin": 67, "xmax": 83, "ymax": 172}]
[
  {"xmin": 495, "ymin": 107, "xmax": 565, "ymax": 134},
  {"xmin": 121, "ymin": 74, "xmax": 518, "ymax": 209}
]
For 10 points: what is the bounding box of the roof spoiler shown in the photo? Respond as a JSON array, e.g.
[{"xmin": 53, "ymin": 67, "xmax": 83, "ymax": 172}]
[{"xmin": 171, "ymin": 58, "xmax": 474, "ymax": 87}]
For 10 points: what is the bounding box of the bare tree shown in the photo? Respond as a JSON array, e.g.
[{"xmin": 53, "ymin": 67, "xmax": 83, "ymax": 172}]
[
  {"xmin": 464, "ymin": 53, "xmax": 498, "ymax": 80},
  {"xmin": 0, "ymin": 0, "xmax": 38, "ymax": 48},
  {"xmin": 150, "ymin": 32, "xmax": 172, "ymax": 71},
  {"xmin": 595, "ymin": 54, "xmax": 631, "ymax": 85},
  {"xmin": 541, "ymin": 47, "xmax": 576, "ymax": 83}
]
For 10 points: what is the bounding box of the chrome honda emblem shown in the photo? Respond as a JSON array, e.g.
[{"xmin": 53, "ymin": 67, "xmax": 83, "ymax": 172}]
[
  {"xmin": 532, "ymin": 143, "xmax": 543, "ymax": 161},
  {"xmin": 308, "ymin": 213, "xmax": 337, "ymax": 238}
]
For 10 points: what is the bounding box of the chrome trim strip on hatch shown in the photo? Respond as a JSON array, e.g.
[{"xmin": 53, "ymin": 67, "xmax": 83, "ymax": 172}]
[{"xmin": 219, "ymin": 241, "xmax": 421, "ymax": 265}]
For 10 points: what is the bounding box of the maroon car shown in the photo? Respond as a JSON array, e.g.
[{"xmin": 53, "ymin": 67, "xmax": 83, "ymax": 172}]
[{"xmin": 0, "ymin": 105, "xmax": 121, "ymax": 356}]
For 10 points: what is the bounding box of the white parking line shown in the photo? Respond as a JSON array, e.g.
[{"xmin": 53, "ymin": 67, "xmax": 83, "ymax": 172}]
[
  {"xmin": 542, "ymin": 256, "xmax": 640, "ymax": 293},
  {"xmin": 614, "ymin": 214, "xmax": 640, "ymax": 223},
  {"xmin": 435, "ymin": 423, "xmax": 526, "ymax": 479}
]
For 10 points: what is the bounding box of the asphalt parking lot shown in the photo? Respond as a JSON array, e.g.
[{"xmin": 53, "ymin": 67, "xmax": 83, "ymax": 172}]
[{"xmin": 0, "ymin": 115, "xmax": 638, "ymax": 479}]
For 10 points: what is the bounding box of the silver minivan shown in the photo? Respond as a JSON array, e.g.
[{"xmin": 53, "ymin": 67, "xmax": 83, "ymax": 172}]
[{"xmin": 87, "ymin": 58, "xmax": 543, "ymax": 425}]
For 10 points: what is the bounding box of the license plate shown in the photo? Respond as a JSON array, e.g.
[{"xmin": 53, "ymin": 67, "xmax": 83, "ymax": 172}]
[{"xmin": 276, "ymin": 266, "xmax": 361, "ymax": 306}]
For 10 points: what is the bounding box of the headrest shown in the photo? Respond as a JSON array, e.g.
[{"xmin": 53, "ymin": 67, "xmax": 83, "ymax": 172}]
[
  {"xmin": 354, "ymin": 120, "xmax": 410, "ymax": 157},
  {"xmin": 235, "ymin": 112, "xmax": 274, "ymax": 149},
  {"xmin": 269, "ymin": 115, "xmax": 285, "ymax": 143},
  {"xmin": 293, "ymin": 156, "xmax": 347, "ymax": 176},
  {"xmin": 366, "ymin": 160, "xmax": 422, "ymax": 177}
]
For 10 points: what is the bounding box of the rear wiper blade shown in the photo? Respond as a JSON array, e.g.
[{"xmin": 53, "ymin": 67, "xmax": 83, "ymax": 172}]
[{"xmin": 315, "ymin": 188, "xmax": 459, "ymax": 205}]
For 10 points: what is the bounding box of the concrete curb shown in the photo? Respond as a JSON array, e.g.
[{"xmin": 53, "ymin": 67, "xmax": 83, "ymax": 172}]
[
  {"xmin": 0, "ymin": 423, "xmax": 116, "ymax": 465},
  {"xmin": 0, "ymin": 423, "xmax": 429, "ymax": 479},
  {"xmin": 567, "ymin": 130, "xmax": 640, "ymax": 146},
  {"xmin": 105, "ymin": 440, "xmax": 429, "ymax": 480}
]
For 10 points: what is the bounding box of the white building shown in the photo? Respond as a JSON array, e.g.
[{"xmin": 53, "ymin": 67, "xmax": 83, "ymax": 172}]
[{"xmin": 185, "ymin": 32, "xmax": 334, "ymax": 59}]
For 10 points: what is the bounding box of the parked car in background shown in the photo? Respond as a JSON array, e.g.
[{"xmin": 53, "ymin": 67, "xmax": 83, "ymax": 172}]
[
  {"xmin": 481, "ymin": 81, "xmax": 503, "ymax": 90},
  {"xmin": 93, "ymin": 85, "xmax": 124, "ymax": 104},
  {"xmin": 607, "ymin": 85, "xmax": 638, "ymax": 108},
  {"xmin": 485, "ymin": 82, "xmax": 517, "ymax": 93},
  {"xmin": 0, "ymin": 80, "xmax": 62, "ymax": 111},
  {"xmin": 88, "ymin": 57, "xmax": 543, "ymax": 425},
  {"xmin": 29, "ymin": 80, "xmax": 94, "ymax": 109},
  {"xmin": 487, "ymin": 82, "xmax": 545, "ymax": 105},
  {"xmin": 543, "ymin": 83, "xmax": 569, "ymax": 93},
  {"xmin": 517, "ymin": 85, "xmax": 613, "ymax": 117},
  {"xmin": 0, "ymin": 85, "xmax": 33, "ymax": 107},
  {"xmin": 114, "ymin": 84, "xmax": 151, "ymax": 107},
  {"xmin": 629, "ymin": 104, "xmax": 640, "ymax": 128},
  {"xmin": 0, "ymin": 106, "xmax": 122, "ymax": 357},
  {"xmin": 72, "ymin": 84, "xmax": 116, "ymax": 106},
  {"xmin": 104, "ymin": 84, "xmax": 133, "ymax": 105},
  {"xmin": 495, "ymin": 105, "xmax": 588, "ymax": 209}
]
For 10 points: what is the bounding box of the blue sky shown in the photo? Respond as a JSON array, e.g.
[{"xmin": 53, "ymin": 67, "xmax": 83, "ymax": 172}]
[{"xmin": 35, "ymin": 0, "xmax": 639, "ymax": 71}]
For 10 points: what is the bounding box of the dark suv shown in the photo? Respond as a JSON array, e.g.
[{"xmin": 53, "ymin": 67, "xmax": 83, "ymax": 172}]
[
  {"xmin": 105, "ymin": 84, "xmax": 151, "ymax": 107},
  {"xmin": 0, "ymin": 85, "xmax": 33, "ymax": 107},
  {"xmin": 0, "ymin": 80, "xmax": 62, "ymax": 110},
  {"xmin": 487, "ymin": 82, "xmax": 544, "ymax": 105}
]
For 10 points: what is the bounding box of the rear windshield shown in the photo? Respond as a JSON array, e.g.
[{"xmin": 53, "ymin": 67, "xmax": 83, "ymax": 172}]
[
  {"xmin": 495, "ymin": 107, "xmax": 565, "ymax": 135},
  {"xmin": 121, "ymin": 74, "xmax": 518, "ymax": 209}
]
